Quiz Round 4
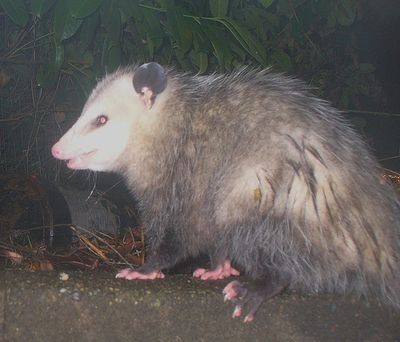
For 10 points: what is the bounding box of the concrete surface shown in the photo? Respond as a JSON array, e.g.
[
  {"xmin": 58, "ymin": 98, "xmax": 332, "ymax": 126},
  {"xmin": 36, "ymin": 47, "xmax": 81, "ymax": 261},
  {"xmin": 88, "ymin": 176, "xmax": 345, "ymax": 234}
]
[{"xmin": 0, "ymin": 269, "xmax": 399, "ymax": 342}]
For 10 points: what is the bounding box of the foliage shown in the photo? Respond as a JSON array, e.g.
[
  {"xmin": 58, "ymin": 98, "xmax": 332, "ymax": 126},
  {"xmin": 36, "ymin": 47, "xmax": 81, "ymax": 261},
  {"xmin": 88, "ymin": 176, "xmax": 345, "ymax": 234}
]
[
  {"xmin": 0, "ymin": 0, "xmax": 377, "ymax": 105},
  {"xmin": 0, "ymin": 0, "xmax": 388, "ymax": 174}
]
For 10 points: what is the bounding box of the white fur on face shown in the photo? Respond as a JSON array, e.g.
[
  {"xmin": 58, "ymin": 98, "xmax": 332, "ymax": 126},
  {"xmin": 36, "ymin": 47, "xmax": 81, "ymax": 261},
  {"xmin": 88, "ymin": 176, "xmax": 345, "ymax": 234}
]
[{"xmin": 52, "ymin": 74, "xmax": 144, "ymax": 172}]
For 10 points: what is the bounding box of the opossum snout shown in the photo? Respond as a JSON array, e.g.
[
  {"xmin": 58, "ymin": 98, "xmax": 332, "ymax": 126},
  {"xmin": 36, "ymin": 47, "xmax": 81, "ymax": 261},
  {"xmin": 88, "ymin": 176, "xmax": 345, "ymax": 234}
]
[
  {"xmin": 51, "ymin": 139, "xmax": 95, "ymax": 170},
  {"xmin": 51, "ymin": 142, "xmax": 65, "ymax": 160}
]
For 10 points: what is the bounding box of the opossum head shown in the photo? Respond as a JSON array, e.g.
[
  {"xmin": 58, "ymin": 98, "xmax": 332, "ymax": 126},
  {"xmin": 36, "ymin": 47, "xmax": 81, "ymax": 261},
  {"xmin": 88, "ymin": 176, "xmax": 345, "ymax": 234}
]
[{"xmin": 51, "ymin": 63, "xmax": 167, "ymax": 171}]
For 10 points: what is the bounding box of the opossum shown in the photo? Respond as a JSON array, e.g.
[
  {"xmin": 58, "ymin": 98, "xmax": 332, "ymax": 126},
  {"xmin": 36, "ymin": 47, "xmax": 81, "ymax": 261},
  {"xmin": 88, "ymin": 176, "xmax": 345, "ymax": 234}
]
[{"xmin": 52, "ymin": 62, "xmax": 400, "ymax": 322}]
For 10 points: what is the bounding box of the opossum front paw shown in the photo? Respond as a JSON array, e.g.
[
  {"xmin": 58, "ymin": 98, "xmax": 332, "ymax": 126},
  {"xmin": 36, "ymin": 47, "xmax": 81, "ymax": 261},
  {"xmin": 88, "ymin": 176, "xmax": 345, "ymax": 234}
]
[
  {"xmin": 223, "ymin": 278, "xmax": 288, "ymax": 323},
  {"xmin": 193, "ymin": 260, "xmax": 240, "ymax": 280},
  {"xmin": 115, "ymin": 268, "xmax": 165, "ymax": 280}
]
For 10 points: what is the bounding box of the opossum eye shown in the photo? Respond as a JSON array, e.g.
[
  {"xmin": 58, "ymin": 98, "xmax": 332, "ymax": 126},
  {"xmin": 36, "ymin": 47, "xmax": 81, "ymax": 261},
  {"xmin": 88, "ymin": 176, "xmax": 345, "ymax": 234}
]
[{"xmin": 95, "ymin": 114, "xmax": 108, "ymax": 127}]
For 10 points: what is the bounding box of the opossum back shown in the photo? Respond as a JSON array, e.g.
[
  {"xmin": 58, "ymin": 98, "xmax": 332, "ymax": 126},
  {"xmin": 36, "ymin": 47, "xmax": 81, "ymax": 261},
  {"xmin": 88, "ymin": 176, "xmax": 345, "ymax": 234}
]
[{"xmin": 182, "ymin": 69, "xmax": 400, "ymax": 306}]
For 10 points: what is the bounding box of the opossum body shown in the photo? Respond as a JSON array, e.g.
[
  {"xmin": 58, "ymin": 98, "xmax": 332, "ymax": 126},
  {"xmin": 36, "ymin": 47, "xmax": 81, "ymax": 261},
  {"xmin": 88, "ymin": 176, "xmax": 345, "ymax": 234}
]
[{"xmin": 52, "ymin": 63, "xmax": 400, "ymax": 321}]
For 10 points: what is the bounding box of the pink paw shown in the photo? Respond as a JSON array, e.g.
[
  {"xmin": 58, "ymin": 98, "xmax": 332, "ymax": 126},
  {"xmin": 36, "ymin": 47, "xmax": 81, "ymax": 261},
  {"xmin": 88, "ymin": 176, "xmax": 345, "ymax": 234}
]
[
  {"xmin": 222, "ymin": 278, "xmax": 285, "ymax": 323},
  {"xmin": 223, "ymin": 280, "xmax": 255, "ymax": 322},
  {"xmin": 222, "ymin": 280, "xmax": 241, "ymax": 301},
  {"xmin": 115, "ymin": 268, "xmax": 165, "ymax": 280},
  {"xmin": 193, "ymin": 260, "xmax": 240, "ymax": 280}
]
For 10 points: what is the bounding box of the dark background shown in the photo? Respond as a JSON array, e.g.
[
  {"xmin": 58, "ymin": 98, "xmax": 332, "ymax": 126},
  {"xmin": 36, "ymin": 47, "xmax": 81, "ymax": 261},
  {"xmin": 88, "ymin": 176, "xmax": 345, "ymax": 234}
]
[{"xmin": 0, "ymin": 0, "xmax": 399, "ymax": 175}]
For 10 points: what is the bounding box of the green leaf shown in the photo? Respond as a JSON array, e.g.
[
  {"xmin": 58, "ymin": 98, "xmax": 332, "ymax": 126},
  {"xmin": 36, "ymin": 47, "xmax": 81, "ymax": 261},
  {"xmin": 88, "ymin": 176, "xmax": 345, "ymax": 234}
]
[
  {"xmin": 54, "ymin": 0, "xmax": 82, "ymax": 41},
  {"xmin": 271, "ymin": 49, "xmax": 292, "ymax": 71},
  {"xmin": 77, "ymin": 12, "xmax": 99, "ymax": 52},
  {"xmin": 71, "ymin": 69, "xmax": 95, "ymax": 98},
  {"xmin": 37, "ymin": 40, "xmax": 65, "ymax": 88},
  {"xmin": 189, "ymin": 50, "xmax": 208, "ymax": 73},
  {"xmin": 258, "ymin": 0, "xmax": 274, "ymax": 8},
  {"xmin": 229, "ymin": 40, "xmax": 247, "ymax": 62},
  {"xmin": 54, "ymin": 43, "xmax": 65, "ymax": 70},
  {"xmin": 36, "ymin": 62, "xmax": 58, "ymax": 88},
  {"xmin": 202, "ymin": 23, "xmax": 232, "ymax": 69},
  {"xmin": 265, "ymin": 12, "xmax": 280, "ymax": 29},
  {"xmin": 132, "ymin": 6, "xmax": 163, "ymax": 59},
  {"xmin": 315, "ymin": 0, "xmax": 334, "ymax": 18},
  {"xmin": 62, "ymin": 18, "xmax": 82, "ymax": 41},
  {"xmin": 141, "ymin": 7, "xmax": 164, "ymax": 52},
  {"xmin": 65, "ymin": 40, "xmax": 95, "ymax": 67},
  {"xmin": 81, "ymin": 51, "xmax": 94, "ymax": 68},
  {"xmin": 335, "ymin": 0, "xmax": 356, "ymax": 26},
  {"xmin": 106, "ymin": 5, "xmax": 121, "ymax": 44},
  {"xmin": 117, "ymin": 0, "xmax": 138, "ymax": 16},
  {"xmin": 166, "ymin": 7, "xmax": 193, "ymax": 53},
  {"xmin": 243, "ymin": 6, "xmax": 263, "ymax": 37},
  {"xmin": 175, "ymin": 49, "xmax": 193, "ymax": 70},
  {"xmin": 209, "ymin": 0, "xmax": 229, "ymax": 17},
  {"xmin": 31, "ymin": 0, "xmax": 56, "ymax": 18},
  {"xmin": 215, "ymin": 17, "xmax": 267, "ymax": 65},
  {"xmin": 71, "ymin": 0, "xmax": 103, "ymax": 19},
  {"xmin": 198, "ymin": 52, "xmax": 208, "ymax": 73},
  {"xmin": 107, "ymin": 45, "xmax": 121, "ymax": 72},
  {"xmin": 295, "ymin": 1, "xmax": 314, "ymax": 33},
  {"xmin": 326, "ymin": 12, "xmax": 336, "ymax": 29},
  {"xmin": 146, "ymin": 34, "xmax": 155, "ymax": 59},
  {"xmin": 100, "ymin": 1, "xmax": 121, "ymax": 45},
  {"xmin": 0, "ymin": 0, "xmax": 29, "ymax": 26},
  {"xmin": 54, "ymin": 0, "xmax": 67, "ymax": 40},
  {"xmin": 154, "ymin": 0, "xmax": 170, "ymax": 9},
  {"xmin": 291, "ymin": 20, "xmax": 305, "ymax": 43},
  {"xmin": 100, "ymin": 37, "xmax": 109, "ymax": 66},
  {"xmin": 193, "ymin": 30, "xmax": 212, "ymax": 54},
  {"xmin": 276, "ymin": 0, "xmax": 293, "ymax": 18}
]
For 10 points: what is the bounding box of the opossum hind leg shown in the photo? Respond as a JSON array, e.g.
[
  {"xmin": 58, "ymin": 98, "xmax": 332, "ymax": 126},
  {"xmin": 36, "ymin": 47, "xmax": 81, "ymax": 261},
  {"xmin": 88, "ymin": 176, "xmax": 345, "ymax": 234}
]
[
  {"xmin": 193, "ymin": 260, "xmax": 240, "ymax": 280},
  {"xmin": 223, "ymin": 275, "xmax": 289, "ymax": 322}
]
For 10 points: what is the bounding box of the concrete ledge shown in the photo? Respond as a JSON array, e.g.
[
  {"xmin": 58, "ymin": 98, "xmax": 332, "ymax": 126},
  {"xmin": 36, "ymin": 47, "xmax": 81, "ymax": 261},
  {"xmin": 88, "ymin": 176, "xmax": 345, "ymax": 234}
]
[{"xmin": 1, "ymin": 270, "xmax": 399, "ymax": 341}]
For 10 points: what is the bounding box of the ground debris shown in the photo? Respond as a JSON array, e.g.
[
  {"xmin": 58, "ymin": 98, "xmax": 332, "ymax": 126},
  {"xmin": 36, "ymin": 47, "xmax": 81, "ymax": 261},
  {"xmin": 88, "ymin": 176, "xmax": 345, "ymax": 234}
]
[{"xmin": 0, "ymin": 225, "xmax": 145, "ymax": 272}]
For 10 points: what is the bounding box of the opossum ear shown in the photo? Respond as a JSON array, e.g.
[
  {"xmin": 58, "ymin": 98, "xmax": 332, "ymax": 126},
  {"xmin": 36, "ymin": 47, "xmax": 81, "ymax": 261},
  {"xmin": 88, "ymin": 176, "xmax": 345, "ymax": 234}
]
[{"xmin": 133, "ymin": 62, "xmax": 167, "ymax": 109}]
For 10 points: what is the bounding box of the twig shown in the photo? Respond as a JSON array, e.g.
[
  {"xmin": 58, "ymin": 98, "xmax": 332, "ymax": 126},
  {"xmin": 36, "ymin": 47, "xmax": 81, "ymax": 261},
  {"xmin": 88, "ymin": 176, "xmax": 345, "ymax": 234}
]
[{"xmin": 70, "ymin": 225, "xmax": 136, "ymax": 269}]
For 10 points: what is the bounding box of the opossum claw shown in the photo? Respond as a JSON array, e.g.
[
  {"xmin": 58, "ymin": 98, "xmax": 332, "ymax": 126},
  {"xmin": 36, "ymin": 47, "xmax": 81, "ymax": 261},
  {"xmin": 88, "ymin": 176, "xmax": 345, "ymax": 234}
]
[
  {"xmin": 223, "ymin": 278, "xmax": 288, "ymax": 322},
  {"xmin": 193, "ymin": 260, "xmax": 240, "ymax": 280},
  {"xmin": 115, "ymin": 268, "xmax": 165, "ymax": 280},
  {"xmin": 232, "ymin": 305, "xmax": 243, "ymax": 319}
]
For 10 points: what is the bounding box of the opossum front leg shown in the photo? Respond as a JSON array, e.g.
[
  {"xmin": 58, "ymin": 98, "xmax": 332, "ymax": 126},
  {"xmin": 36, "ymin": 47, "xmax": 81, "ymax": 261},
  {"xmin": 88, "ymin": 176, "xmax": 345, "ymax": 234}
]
[
  {"xmin": 193, "ymin": 260, "xmax": 240, "ymax": 280},
  {"xmin": 115, "ymin": 251, "xmax": 176, "ymax": 280},
  {"xmin": 115, "ymin": 268, "xmax": 165, "ymax": 280},
  {"xmin": 115, "ymin": 252, "xmax": 169, "ymax": 280},
  {"xmin": 116, "ymin": 229, "xmax": 182, "ymax": 280},
  {"xmin": 223, "ymin": 274, "xmax": 289, "ymax": 322}
]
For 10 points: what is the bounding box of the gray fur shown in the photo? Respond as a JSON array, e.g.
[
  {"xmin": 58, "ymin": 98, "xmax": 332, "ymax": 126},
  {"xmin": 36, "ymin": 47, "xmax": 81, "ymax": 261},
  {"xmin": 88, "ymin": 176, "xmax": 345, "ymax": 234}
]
[{"xmin": 91, "ymin": 66, "xmax": 400, "ymax": 307}]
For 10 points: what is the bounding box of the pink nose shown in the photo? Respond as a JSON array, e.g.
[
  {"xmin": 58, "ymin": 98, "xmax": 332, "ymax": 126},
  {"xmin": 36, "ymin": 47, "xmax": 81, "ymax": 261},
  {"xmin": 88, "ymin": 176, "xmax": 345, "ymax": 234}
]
[{"xmin": 51, "ymin": 143, "xmax": 62, "ymax": 159}]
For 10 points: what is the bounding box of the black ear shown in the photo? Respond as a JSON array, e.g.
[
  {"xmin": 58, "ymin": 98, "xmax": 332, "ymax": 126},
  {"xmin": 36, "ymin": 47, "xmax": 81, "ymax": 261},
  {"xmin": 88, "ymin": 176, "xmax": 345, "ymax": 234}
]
[{"xmin": 133, "ymin": 62, "xmax": 167, "ymax": 96}]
